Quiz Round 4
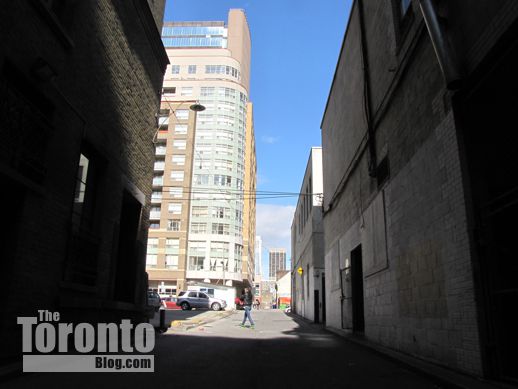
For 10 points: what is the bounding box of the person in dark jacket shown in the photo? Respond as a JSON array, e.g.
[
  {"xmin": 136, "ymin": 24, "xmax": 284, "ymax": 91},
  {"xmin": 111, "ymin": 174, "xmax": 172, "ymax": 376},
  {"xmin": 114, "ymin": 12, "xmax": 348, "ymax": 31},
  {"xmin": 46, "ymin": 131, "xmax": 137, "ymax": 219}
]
[{"xmin": 240, "ymin": 287, "xmax": 255, "ymax": 327}]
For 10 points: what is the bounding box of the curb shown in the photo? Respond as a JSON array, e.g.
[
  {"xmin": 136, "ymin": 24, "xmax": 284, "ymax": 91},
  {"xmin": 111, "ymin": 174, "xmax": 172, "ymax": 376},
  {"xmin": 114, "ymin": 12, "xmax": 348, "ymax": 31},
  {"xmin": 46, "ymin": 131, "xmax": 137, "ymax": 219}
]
[{"xmin": 167, "ymin": 310, "xmax": 234, "ymax": 332}]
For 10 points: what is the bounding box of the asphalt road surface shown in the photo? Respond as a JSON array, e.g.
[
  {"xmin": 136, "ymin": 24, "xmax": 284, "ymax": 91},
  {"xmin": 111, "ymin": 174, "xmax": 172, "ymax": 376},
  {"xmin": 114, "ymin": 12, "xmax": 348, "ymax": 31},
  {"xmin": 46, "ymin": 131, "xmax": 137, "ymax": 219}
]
[{"xmin": 4, "ymin": 310, "xmax": 443, "ymax": 389}]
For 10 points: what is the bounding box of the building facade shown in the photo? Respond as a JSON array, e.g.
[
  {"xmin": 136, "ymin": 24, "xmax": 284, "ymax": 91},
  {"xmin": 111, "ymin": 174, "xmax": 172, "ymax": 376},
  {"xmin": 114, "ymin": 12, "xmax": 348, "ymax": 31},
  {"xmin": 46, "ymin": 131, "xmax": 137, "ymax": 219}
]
[
  {"xmin": 321, "ymin": 0, "xmax": 518, "ymax": 383},
  {"xmin": 0, "ymin": 1, "xmax": 167, "ymax": 363},
  {"xmin": 291, "ymin": 147, "xmax": 325, "ymax": 323},
  {"xmin": 255, "ymin": 235, "xmax": 263, "ymax": 277},
  {"xmin": 268, "ymin": 249, "xmax": 286, "ymax": 280},
  {"xmin": 146, "ymin": 9, "xmax": 256, "ymax": 296}
]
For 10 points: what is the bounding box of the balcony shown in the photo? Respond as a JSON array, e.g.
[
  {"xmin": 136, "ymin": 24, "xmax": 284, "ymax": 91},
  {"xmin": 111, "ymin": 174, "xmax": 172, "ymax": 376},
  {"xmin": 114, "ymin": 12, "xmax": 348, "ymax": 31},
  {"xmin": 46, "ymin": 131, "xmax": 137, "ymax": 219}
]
[
  {"xmin": 150, "ymin": 211, "xmax": 161, "ymax": 220},
  {"xmin": 154, "ymin": 161, "xmax": 165, "ymax": 171}
]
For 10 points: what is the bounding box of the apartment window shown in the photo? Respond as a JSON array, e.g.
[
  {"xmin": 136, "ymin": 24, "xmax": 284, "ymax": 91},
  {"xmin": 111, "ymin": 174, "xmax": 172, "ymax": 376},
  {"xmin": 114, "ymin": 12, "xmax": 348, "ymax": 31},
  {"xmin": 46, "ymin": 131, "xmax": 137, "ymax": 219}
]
[
  {"xmin": 149, "ymin": 222, "xmax": 160, "ymax": 229},
  {"xmin": 175, "ymin": 124, "xmax": 188, "ymax": 134},
  {"xmin": 212, "ymin": 223, "xmax": 229, "ymax": 235},
  {"xmin": 175, "ymin": 109, "xmax": 189, "ymax": 120},
  {"xmin": 188, "ymin": 256, "xmax": 205, "ymax": 271},
  {"xmin": 181, "ymin": 87, "xmax": 193, "ymax": 96},
  {"xmin": 165, "ymin": 255, "xmax": 178, "ymax": 269},
  {"xmin": 155, "ymin": 144, "xmax": 167, "ymax": 155},
  {"xmin": 214, "ymin": 175, "xmax": 231, "ymax": 187},
  {"xmin": 166, "ymin": 238, "xmax": 180, "ymax": 251},
  {"xmin": 200, "ymin": 87, "xmax": 215, "ymax": 97},
  {"xmin": 214, "ymin": 159, "xmax": 232, "ymax": 171},
  {"xmin": 152, "ymin": 174, "xmax": 163, "ymax": 186},
  {"xmin": 154, "ymin": 160, "xmax": 165, "ymax": 171},
  {"xmin": 171, "ymin": 65, "xmax": 180, "ymax": 74},
  {"xmin": 211, "ymin": 241, "xmax": 229, "ymax": 254},
  {"xmin": 171, "ymin": 155, "xmax": 185, "ymax": 166},
  {"xmin": 191, "ymin": 222, "xmax": 207, "ymax": 234},
  {"xmin": 146, "ymin": 255, "xmax": 157, "ymax": 268},
  {"xmin": 170, "ymin": 171, "xmax": 184, "ymax": 181},
  {"xmin": 151, "ymin": 191, "xmax": 162, "ymax": 202},
  {"xmin": 192, "ymin": 206, "xmax": 208, "ymax": 218},
  {"xmin": 195, "ymin": 174, "xmax": 210, "ymax": 185},
  {"xmin": 188, "ymin": 65, "xmax": 197, "ymax": 74},
  {"xmin": 169, "ymin": 187, "xmax": 182, "ymax": 198},
  {"xmin": 162, "ymin": 87, "xmax": 176, "ymax": 95},
  {"xmin": 167, "ymin": 220, "xmax": 180, "ymax": 231},
  {"xmin": 189, "ymin": 240, "xmax": 206, "ymax": 252},
  {"xmin": 168, "ymin": 203, "xmax": 182, "ymax": 214},
  {"xmin": 150, "ymin": 206, "xmax": 161, "ymax": 220},
  {"xmin": 173, "ymin": 140, "xmax": 186, "ymax": 150},
  {"xmin": 212, "ymin": 206, "xmax": 230, "ymax": 219}
]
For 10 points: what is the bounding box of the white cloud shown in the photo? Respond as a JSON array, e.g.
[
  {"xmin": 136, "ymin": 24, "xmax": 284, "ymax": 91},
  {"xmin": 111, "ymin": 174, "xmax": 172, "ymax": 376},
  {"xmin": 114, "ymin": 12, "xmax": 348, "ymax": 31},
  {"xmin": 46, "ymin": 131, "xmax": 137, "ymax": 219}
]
[
  {"xmin": 256, "ymin": 204, "xmax": 295, "ymax": 275},
  {"xmin": 261, "ymin": 135, "xmax": 279, "ymax": 144}
]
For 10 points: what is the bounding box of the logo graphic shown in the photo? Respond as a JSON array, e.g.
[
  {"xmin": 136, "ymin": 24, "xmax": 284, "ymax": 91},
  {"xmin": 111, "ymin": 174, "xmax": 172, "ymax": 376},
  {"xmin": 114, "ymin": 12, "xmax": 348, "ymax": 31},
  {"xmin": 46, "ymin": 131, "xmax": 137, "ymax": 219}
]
[{"xmin": 18, "ymin": 310, "xmax": 155, "ymax": 372}]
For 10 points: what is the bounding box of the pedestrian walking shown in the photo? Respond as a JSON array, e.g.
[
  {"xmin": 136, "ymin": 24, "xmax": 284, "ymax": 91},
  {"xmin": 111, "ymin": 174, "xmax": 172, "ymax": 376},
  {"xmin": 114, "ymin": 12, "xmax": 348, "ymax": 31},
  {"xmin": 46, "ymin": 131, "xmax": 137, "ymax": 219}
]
[{"xmin": 239, "ymin": 287, "xmax": 255, "ymax": 327}]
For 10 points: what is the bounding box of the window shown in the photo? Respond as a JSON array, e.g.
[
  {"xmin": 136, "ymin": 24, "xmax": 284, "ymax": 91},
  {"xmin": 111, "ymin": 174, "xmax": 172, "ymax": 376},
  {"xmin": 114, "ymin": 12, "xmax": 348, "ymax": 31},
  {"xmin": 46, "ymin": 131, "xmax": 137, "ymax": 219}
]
[
  {"xmin": 168, "ymin": 203, "xmax": 182, "ymax": 214},
  {"xmin": 175, "ymin": 109, "xmax": 189, "ymax": 120},
  {"xmin": 211, "ymin": 241, "xmax": 229, "ymax": 254},
  {"xmin": 192, "ymin": 206, "xmax": 208, "ymax": 217},
  {"xmin": 169, "ymin": 187, "xmax": 182, "ymax": 198},
  {"xmin": 189, "ymin": 240, "xmax": 206, "ymax": 252},
  {"xmin": 175, "ymin": 124, "xmax": 188, "ymax": 134},
  {"xmin": 171, "ymin": 155, "xmax": 185, "ymax": 166},
  {"xmin": 162, "ymin": 87, "xmax": 176, "ymax": 95},
  {"xmin": 213, "ymin": 175, "xmax": 231, "ymax": 187},
  {"xmin": 191, "ymin": 222, "xmax": 207, "ymax": 234},
  {"xmin": 200, "ymin": 87, "xmax": 215, "ymax": 97},
  {"xmin": 171, "ymin": 65, "xmax": 180, "ymax": 74},
  {"xmin": 165, "ymin": 255, "xmax": 178, "ymax": 269},
  {"xmin": 170, "ymin": 171, "xmax": 184, "ymax": 181},
  {"xmin": 155, "ymin": 143, "xmax": 167, "ymax": 155},
  {"xmin": 151, "ymin": 191, "xmax": 162, "ymax": 202},
  {"xmin": 150, "ymin": 206, "xmax": 161, "ymax": 220},
  {"xmin": 146, "ymin": 255, "xmax": 157, "ymax": 268},
  {"xmin": 195, "ymin": 174, "xmax": 210, "ymax": 185},
  {"xmin": 149, "ymin": 222, "xmax": 160, "ymax": 229},
  {"xmin": 181, "ymin": 87, "xmax": 193, "ymax": 96},
  {"xmin": 214, "ymin": 159, "xmax": 232, "ymax": 171},
  {"xmin": 211, "ymin": 206, "xmax": 230, "ymax": 219},
  {"xmin": 167, "ymin": 220, "xmax": 180, "ymax": 231},
  {"xmin": 188, "ymin": 256, "xmax": 205, "ymax": 271},
  {"xmin": 173, "ymin": 140, "xmax": 186, "ymax": 150},
  {"xmin": 212, "ymin": 223, "xmax": 229, "ymax": 235},
  {"xmin": 188, "ymin": 65, "xmax": 197, "ymax": 74},
  {"xmin": 152, "ymin": 174, "xmax": 163, "ymax": 186},
  {"xmin": 154, "ymin": 160, "xmax": 165, "ymax": 171},
  {"xmin": 166, "ymin": 238, "xmax": 180, "ymax": 253},
  {"xmin": 72, "ymin": 153, "xmax": 90, "ymax": 228}
]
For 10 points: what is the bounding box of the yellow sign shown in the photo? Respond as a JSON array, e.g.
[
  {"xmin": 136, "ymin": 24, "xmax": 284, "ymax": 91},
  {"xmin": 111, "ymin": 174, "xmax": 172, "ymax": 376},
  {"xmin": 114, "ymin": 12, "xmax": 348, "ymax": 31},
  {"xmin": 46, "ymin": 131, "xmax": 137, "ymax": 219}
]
[{"xmin": 297, "ymin": 267, "xmax": 303, "ymax": 275}]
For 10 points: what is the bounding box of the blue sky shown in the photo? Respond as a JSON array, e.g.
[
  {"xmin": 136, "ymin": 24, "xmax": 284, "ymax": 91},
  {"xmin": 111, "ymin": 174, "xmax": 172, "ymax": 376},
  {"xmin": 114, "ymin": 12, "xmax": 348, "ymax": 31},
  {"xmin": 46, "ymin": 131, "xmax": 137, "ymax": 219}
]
[{"xmin": 164, "ymin": 0, "xmax": 352, "ymax": 275}]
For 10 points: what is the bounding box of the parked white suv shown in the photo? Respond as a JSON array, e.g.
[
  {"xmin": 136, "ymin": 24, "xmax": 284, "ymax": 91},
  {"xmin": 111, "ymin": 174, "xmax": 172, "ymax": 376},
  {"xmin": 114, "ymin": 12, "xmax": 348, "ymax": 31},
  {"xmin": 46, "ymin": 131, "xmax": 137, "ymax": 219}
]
[{"xmin": 176, "ymin": 291, "xmax": 226, "ymax": 311}]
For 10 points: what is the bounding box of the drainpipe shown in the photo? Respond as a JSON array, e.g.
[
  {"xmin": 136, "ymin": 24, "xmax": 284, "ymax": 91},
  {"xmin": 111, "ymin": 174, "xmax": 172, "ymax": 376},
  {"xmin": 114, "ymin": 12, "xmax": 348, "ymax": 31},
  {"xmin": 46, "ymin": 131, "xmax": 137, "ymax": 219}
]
[{"xmin": 419, "ymin": 0, "xmax": 462, "ymax": 90}]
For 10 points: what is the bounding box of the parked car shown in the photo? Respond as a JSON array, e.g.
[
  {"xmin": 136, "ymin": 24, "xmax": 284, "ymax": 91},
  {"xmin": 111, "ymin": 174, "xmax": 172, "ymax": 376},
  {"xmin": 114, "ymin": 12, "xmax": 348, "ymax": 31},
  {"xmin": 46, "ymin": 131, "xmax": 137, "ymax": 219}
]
[
  {"xmin": 147, "ymin": 290, "xmax": 163, "ymax": 312},
  {"xmin": 176, "ymin": 291, "xmax": 226, "ymax": 311}
]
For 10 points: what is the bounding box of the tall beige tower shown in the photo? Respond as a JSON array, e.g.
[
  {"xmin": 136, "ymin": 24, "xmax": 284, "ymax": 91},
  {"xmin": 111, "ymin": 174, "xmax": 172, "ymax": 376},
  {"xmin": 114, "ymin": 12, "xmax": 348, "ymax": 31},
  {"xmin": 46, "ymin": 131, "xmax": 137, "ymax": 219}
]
[{"xmin": 146, "ymin": 9, "xmax": 256, "ymax": 297}]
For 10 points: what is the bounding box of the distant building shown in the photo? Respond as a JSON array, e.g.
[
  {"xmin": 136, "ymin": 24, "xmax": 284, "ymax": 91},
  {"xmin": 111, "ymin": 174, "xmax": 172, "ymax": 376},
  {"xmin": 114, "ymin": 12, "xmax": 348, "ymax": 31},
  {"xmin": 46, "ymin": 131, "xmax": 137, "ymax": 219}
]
[
  {"xmin": 321, "ymin": 0, "xmax": 518, "ymax": 383},
  {"xmin": 146, "ymin": 9, "xmax": 256, "ymax": 296},
  {"xmin": 276, "ymin": 270, "xmax": 292, "ymax": 309},
  {"xmin": 255, "ymin": 235, "xmax": 262, "ymax": 277},
  {"xmin": 291, "ymin": 147, "xmax": 324, "ymax": 323},
  {"xmin": 0, "ymin": 1, "xmax": 167, "ymax": 363},
  {"xmin": 268, "ymin": 248, "xmax": 286, "ymax": 279}
]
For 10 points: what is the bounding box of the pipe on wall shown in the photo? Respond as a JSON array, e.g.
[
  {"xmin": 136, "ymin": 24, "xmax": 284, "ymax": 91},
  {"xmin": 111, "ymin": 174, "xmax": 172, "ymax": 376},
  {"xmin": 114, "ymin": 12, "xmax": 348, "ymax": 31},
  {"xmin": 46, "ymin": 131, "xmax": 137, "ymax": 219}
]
[{"xmin": 419, "ymin": 0, "xmax": 462, "ymax": 90}]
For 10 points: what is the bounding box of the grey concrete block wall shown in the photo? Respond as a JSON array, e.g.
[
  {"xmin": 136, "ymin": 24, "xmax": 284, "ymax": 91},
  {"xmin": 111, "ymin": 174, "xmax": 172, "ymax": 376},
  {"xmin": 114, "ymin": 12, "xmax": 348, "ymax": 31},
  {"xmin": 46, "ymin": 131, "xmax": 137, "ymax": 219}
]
[{"xmin": 321, "ymin": 0, "xmax": 518, "ymax": 378}]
